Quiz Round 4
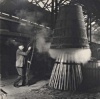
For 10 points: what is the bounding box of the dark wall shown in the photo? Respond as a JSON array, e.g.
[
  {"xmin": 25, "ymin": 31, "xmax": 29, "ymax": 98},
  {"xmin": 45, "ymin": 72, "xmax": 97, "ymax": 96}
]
[
  {"xmin": 90, "ymin": 42, "xmax": 100, "ymax": 59},
  {"xmin": 30, "ymin": 50, "xmax": 54, "ymax": 78},
  {"xmin": 0, "ymin": 35, "xmax": 54, "ymax": 79},
  {"xmin": 0, "ymin": 35, "xmax": 29, "ymax": 78}
]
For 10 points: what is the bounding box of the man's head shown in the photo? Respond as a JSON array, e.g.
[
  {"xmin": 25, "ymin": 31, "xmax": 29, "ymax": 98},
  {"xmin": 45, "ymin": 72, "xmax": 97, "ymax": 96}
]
[{"xmin": 18, "ymin": 45, "xmax": 24, "ymax": 50}]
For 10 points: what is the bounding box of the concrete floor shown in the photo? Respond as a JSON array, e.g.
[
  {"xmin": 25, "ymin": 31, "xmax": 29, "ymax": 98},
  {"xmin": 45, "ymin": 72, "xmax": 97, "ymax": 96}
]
[
  {"xmin": 0, "ymin": 76, "xmax": 48, "ymax": 99},
  {"xmin": 1, "ymin": 76, "xmax": 100, "ymax": 99}
]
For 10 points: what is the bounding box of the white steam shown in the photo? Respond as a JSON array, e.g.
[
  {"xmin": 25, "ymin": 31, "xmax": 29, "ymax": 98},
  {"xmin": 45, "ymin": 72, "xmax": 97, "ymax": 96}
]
[
  {"xmin": 16, "ymin": 9, "xmax": 43, "ymax": 33},
  {"xmin": 16, "ymin": 9, "xmax": 43, "ymax": 22},
  {"xmin": 49, "ymin": 48, "xmax": 91, "ymax": 64},
  {"xmin": 36, "ymin": 28, "xmax": 51, "ymax": 53},
  {"xmin": 16, "ymin": 9, "xmax": 51, "ymax": 53}
]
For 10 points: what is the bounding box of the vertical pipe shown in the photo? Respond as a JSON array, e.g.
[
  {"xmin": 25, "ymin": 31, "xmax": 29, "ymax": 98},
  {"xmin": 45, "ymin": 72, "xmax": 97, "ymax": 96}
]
[
  {"xmin": 55, "ymin": 0, "xmax": 58, "ymax": 23},
  {"xmin": 89, "ymin": 14, "xmax": 92, "ymax": 43},
  {"xmin": 51, "ymin": 0, "xmax": 55, "ymax": 29},
  {"xmin": 51, "ymin": 0, "xmax": 59, "ymax": 29},
  {"xmin": 86, "ymin": 15, "xmax": 89, "ymax": 40},
  {"xmin": 86, "ymin": 13, "xmax": 92, "ymax": 44}
]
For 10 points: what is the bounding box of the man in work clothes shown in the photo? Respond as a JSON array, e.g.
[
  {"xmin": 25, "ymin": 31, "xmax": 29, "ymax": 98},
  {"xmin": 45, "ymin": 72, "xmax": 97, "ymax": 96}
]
[{"xmin": 14, "ymin": 45, "xmax": 31, "ymax": 87}]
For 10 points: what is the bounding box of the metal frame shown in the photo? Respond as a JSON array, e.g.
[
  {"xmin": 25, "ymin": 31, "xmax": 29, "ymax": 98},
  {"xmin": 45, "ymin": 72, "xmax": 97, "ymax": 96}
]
[
  {"xmin": 1, "ymin": 0, "xmax": 99, "ymax": 42},
  {"xmin": 31, "ymin": 0, "xmax": 70, "ymax": 29}
]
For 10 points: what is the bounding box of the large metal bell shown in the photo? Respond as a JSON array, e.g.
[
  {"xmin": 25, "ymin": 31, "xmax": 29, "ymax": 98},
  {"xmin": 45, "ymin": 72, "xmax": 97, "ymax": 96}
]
[{"xmin": 51, "ymin": 4, "xmax": 89, "ymax": 49}]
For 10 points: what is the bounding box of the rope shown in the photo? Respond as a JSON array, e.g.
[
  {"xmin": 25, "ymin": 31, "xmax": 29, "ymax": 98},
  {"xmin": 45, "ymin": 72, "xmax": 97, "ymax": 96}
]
[{"xmin": 26, "ymin": 43, "xmax": 34, "ymax": 85}]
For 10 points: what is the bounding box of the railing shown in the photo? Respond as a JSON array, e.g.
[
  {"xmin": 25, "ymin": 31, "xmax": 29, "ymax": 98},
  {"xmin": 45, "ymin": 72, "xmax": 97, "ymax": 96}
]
[{"xmin": 82, "ymin": 59, "xmax": 100, "ymax": 87}]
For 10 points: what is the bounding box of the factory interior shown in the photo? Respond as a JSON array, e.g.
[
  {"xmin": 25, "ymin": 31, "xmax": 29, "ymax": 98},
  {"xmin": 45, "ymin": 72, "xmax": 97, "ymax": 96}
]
[{"xmin": 1, "ymin": 0, "xmax": 100, "ymax": 99}]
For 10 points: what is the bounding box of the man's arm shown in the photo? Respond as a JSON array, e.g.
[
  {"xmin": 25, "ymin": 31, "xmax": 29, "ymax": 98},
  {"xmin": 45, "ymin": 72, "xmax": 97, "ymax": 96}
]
[
  {"xmin": 17, "ymin": 47, "xmax": 31, "ymax": 56},
  {"xmin": 17, "ymin": 50, "xmax": 29, "ymax": 56}
]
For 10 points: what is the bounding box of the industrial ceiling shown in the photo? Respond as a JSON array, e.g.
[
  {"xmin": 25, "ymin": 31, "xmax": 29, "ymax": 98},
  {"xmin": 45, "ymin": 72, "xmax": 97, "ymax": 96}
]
[
  {"xmin": 0, "ymin": 0, "xmax": 100, "ymax": 43},
  {"xmin": 0, "ymin": 0, "xmax": 100, "ymax": 18}
]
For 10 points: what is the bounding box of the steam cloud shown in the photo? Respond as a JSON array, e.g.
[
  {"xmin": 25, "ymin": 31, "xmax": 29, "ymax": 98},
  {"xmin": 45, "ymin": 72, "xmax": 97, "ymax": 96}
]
[
  {"xmin": 16, "ymin": 9, "xmax": 51, "ymax": 52},
  {"xmin": 16, "ymin": 9, "xmax": 43, "ymax": 34},
  {"xmin": 36, "ymin": 28, "xmax": 51, "ymax": 53},
  {"xmin": 49, "ymin": 48, "xmax": 91, "ymax": 64},
  {"xmin": 16, "ymin": 9, "xmax": 43, "ymax": 22}
]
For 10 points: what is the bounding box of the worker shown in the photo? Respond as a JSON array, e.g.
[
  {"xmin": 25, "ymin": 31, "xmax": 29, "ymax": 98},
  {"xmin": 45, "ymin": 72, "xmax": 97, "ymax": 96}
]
[{"xmin": 14, "ymin": 44, "xmax": 31, "ymax": 87}]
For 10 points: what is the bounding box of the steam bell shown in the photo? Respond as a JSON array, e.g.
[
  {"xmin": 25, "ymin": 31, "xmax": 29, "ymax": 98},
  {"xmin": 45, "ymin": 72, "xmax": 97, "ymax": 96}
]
[
  {"xmin": 51, "ymin": 4, "xmax": 89, "ymax": 49},
  {"xmin": 49, "ymin": 4, "xmax": 91, "ymax": 91}
]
